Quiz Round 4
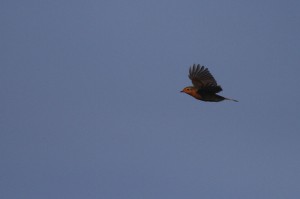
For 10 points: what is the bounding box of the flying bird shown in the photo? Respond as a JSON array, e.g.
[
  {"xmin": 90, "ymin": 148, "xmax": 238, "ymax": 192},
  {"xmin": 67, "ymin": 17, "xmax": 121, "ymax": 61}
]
[{"xmin": 181, "ymin": 64, "xmax": 238, "ymax": 102}]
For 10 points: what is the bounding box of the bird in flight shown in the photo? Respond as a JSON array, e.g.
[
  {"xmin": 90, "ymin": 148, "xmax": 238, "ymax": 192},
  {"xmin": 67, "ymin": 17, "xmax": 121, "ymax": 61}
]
[{"xmin": 181, "ymin": 64, "xmax": 238, "ymax": 102}]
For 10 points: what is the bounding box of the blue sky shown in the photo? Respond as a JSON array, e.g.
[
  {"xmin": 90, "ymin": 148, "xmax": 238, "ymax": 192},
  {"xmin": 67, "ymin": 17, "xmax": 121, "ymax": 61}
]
[{"xmin": 1, "ymin": 0, "xmax": 300, "ymax": 198}]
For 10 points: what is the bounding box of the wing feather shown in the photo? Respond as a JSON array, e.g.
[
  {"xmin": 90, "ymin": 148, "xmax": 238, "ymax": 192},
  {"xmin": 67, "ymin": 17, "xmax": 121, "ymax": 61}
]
[{"xmin": 188, "ymin": 64, "xmax": 222, "ymax": 93}]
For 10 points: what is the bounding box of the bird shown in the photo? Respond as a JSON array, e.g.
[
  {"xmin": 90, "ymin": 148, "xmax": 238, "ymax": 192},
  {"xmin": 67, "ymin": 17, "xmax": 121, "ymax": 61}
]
[{"xmin": 181, "ymin": 64, "xmax": 238, "ymax": 102}]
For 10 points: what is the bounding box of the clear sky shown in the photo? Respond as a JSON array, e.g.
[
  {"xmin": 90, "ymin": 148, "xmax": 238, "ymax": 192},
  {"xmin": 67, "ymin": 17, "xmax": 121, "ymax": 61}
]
[{"xmin": 1, "ymin": 0, "xmax": 300, "ymax": 198}]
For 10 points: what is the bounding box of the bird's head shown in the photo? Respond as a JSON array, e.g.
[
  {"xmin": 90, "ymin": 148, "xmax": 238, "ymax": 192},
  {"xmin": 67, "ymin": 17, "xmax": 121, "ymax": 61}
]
[{"xmin": 180, "ymin": 86, "xmax": 196, "ymax": 95}]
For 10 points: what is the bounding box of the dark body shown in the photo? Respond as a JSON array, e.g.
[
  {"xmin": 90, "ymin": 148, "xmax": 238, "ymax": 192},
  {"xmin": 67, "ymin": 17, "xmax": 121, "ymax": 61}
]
[{"xmin": 181, "ymin": 64, "xmax": 238, "ymax": 102}]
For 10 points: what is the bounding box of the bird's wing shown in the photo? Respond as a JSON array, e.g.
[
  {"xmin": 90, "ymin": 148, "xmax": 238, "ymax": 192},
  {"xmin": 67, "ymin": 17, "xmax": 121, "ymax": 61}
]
[{"xmin": 189, "ymin": 64, "xmax": 222, "ymax": 93}]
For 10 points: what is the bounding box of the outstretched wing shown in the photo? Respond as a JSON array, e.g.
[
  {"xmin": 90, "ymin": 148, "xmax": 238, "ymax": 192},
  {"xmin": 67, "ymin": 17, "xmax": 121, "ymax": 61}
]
[{"xmin": 188, "ymin": 64, "xmax": 222, "ymax": 93}]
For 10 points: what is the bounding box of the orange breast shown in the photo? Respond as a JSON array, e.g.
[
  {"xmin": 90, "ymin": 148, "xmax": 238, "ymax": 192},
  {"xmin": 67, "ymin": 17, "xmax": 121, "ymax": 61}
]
[{"xmin": 190, "ymin": 90, "xmax": 202, "ymax": 100}]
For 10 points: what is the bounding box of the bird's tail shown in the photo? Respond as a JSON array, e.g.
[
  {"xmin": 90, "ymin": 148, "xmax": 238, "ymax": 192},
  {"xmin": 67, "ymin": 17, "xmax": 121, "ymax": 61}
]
[{"xmin": 225, "ymin": 97, "xmax": 238, "ymax": 102}]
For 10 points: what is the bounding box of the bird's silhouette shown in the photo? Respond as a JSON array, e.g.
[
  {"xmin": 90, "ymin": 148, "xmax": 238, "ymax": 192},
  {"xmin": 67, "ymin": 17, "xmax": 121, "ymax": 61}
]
[{"xmin": 181, "ymin": 64, "xmax": 238, "ymax": 102}]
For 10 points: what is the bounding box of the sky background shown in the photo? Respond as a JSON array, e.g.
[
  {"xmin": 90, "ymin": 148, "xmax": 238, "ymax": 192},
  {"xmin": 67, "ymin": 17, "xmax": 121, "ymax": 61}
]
[{"xmin": 1, "ymin": 0, "xmax": 300, "ymax": 198}]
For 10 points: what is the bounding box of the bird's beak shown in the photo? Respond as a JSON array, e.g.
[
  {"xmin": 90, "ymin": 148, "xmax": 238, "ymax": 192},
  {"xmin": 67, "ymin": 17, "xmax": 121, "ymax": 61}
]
[{"xmin": 180, "ymin": 90, "xmax": 184, "ymax": 93}]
